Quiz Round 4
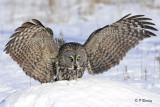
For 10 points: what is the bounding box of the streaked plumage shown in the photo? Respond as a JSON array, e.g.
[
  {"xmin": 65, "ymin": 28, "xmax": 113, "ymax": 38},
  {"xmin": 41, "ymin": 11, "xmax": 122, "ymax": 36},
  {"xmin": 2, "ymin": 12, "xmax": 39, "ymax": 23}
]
[{"xmin": 4, "ymin": 14, "xmax": 158, "ymax": 83}]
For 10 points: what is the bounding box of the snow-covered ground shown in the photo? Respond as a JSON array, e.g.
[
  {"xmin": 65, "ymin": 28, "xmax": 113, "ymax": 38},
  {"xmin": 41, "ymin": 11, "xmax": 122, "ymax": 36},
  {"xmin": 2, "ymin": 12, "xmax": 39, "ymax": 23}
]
[
  {"xmin": 0, "ymin": 0, "xmax": 160, "ymax": 106},
  {"xmin": 1, "ymin": 78, "xmax": 160, "ymax": 107}
]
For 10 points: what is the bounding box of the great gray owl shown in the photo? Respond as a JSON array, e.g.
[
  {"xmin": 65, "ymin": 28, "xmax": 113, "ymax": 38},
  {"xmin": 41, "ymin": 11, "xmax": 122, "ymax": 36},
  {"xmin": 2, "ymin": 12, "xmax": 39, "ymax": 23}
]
[{"xmin": 4, "ymin": 14, "xmax": 157, "ymax": 83}]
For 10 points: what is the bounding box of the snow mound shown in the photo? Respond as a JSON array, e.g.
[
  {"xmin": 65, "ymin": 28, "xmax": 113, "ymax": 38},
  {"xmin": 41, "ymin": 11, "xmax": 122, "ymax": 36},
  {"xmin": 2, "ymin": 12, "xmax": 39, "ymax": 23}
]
[{"xmin": 1, "ymin": 78, "xmax": 160, "ymax": 107}]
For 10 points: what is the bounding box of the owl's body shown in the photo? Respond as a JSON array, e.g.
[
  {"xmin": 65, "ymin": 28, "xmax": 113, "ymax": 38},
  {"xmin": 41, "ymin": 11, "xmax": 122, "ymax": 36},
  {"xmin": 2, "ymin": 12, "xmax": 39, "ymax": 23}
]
[{"xmin": 4, "ymin": 14, "xmax": 158, "ymax": 83}]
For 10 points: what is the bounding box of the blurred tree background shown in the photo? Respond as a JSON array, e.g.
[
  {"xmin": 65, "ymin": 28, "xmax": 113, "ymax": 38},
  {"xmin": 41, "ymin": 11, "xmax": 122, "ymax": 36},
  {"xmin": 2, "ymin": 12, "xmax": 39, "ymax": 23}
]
[{"xmin": 1, "ymin": 0, "xmax": 160, "ymax": 25}]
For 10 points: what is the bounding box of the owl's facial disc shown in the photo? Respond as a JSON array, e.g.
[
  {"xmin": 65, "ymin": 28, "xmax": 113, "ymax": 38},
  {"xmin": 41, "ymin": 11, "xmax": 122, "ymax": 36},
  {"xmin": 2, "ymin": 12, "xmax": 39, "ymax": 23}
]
[
  {"xmin": 63, "ymin": 50, "xmax": 85, "ymax": 70},
  {"xmin": 68, "ymin": 54, "xmax": 79, "ymax": 70},
  {"xmin": 68, "ymin": 55, "xmax": 77, "ymax": 70}
]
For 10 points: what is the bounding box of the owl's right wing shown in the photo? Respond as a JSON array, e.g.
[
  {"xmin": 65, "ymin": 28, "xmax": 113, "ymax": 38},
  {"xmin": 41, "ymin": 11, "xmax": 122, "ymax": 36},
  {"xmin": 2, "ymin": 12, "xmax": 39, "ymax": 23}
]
[{"xmin": 4, "ymin": 19, "xmax": 59, "ymax": 83}]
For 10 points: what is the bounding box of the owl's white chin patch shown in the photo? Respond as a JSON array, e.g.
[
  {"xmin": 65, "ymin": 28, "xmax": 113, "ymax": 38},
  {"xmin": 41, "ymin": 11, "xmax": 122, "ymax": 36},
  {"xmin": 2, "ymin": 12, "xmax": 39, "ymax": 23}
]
[
  {"xmin": 68, "ymin": 67, "xmax": 73, "ymax": 70},
  {"xmin": 68, "ymin": 67, "xmax": 81, "ymax": 71}
]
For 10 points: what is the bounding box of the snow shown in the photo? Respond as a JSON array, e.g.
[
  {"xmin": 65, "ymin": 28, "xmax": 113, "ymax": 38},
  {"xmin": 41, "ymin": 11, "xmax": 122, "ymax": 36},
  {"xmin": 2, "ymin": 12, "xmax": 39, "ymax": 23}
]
[
  {"xmin": 1, "ymin": 0, "xmax": 160, "ymax": 106},
  {"xmin": 1, "ymin": 78, "xmax": 160, "ymax": 107}
]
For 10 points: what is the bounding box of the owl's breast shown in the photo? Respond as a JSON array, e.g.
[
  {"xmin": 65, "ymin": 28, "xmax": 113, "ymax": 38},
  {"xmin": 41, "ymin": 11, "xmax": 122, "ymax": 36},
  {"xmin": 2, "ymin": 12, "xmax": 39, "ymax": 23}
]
[{"xmin": 55, "ymin": 67, "xmax": 85, "ymax": 81}]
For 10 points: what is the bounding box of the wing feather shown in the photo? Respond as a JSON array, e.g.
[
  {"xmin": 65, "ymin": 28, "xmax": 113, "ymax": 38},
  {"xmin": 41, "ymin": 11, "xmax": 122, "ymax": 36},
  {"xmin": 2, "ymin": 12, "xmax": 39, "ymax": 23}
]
[
  {"xmin": 84, "ymin": 14, "xmax": 157, "ymax": 74},
  {"xmin": 4, "ymin": 19, "xmax": 58, "ymax": 83}
]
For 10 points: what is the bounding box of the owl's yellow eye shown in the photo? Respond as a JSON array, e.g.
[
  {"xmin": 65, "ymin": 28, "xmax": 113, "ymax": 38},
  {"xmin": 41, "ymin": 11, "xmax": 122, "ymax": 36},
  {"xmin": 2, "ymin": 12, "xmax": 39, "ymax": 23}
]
[
  {"xmin": 77, "ymin": 56, "xmax": 80, "ymax": 60},
  {"xmin": 69, "ymin": 57, "xmax": 73, "ymax": 61}
]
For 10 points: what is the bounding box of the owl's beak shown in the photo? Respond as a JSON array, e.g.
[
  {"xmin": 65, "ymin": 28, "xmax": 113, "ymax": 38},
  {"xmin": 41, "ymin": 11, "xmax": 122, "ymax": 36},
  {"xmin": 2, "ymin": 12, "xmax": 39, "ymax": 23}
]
[{"xmin": 74, "ymin": 64, "xmax": 77, "ymax": 70}]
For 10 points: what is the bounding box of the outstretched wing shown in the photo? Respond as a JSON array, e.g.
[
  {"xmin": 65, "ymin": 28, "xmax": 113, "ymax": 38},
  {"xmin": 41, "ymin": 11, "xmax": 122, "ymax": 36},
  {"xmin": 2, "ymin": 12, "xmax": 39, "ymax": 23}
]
[
  {"xmin": 4, "ymin": 19, "xmax": 59, "ymax": 83},
  {"xmin": 84, "ymin": 14, "xmax": 157, "ymax": 74}
]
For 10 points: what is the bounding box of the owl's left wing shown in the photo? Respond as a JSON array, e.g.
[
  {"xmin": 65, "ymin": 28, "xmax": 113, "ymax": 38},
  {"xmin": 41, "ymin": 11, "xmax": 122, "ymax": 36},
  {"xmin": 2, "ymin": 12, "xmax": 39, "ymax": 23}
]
[{"xmin": 84, "ymin": 14, "xmax": 157, "ymax": 74}]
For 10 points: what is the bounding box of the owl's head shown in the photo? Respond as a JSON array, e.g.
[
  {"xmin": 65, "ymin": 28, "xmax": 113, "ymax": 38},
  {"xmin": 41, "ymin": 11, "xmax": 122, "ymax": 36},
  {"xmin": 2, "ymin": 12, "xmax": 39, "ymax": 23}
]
[{"xmin": 58, "ymin": 42, "xmax": 87, "ymax": 70}]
